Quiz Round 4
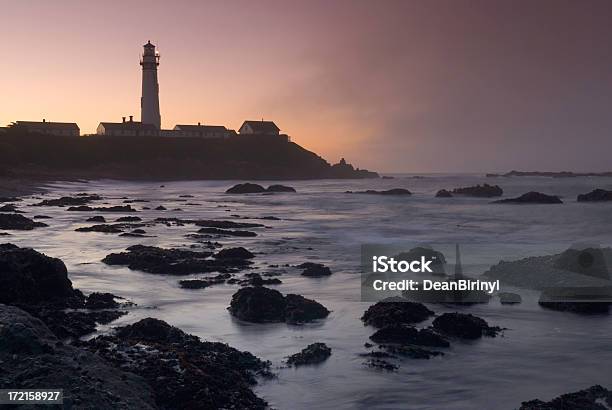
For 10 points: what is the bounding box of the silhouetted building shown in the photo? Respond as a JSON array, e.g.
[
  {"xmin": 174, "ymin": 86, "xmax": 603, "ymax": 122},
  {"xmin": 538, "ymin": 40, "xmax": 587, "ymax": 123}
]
[
  {"xmin": 141, "ymin": 41, "xmax": 161, "ymax": 129},
  {"xmin": 97, "ymin": 116, "xmax": 158, "ymax": 137},
  {"xmin": 8, "ymin": 120, "xmax": 79, "ymax": 136},
  {"xmin": 165, "ymin": 123, "xmax": 235, "ymax": 138},
  {"xmin": 239, "ymin": 120, "xmax": 280, "ymax": 135}
]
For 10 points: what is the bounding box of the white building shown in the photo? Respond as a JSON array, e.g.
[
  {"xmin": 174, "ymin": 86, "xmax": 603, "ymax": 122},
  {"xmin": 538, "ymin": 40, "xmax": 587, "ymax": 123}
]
[
  {"xmin": 239, "ymin": 120, "xmax": 280, "ymax": 135},
  {"xmin": 97, "ymin": 116, "xmax": 158, "ymax": 137},
  {"xmin": 140, "ymin": 41, "xmax": 161, "ymax": 129},
  {"xmin": 9, "ymin": 120, "xmax": 79, "ymax": 136}
]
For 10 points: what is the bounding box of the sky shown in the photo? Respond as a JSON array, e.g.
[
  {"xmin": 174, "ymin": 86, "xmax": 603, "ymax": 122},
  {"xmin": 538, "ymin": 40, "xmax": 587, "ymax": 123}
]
[{"xmin": 2, "ymin": 0, "xmax": 612, "ymax": 173}]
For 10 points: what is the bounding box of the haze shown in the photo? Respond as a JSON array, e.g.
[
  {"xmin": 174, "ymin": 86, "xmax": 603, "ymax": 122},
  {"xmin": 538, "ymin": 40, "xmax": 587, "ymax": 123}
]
[{"xmin": 2, "ymin": 0, "xmax": 612, "ymax": 173}]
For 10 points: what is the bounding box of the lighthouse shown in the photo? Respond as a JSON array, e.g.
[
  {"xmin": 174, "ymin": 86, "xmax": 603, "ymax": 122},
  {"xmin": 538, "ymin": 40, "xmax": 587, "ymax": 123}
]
[{"xmin": 140, "ymin": 40, "xmax": 161, "ymax": 129}]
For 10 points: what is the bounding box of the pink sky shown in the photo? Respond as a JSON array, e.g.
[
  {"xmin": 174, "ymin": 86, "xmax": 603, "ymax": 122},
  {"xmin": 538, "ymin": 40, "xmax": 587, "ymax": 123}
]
[{"xmin": 2, "ymin": 0, "xmax": 612, "ymax": 172}]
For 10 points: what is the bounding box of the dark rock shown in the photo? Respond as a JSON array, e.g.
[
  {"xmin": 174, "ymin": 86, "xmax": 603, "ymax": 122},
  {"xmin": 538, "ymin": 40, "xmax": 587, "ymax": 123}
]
[
  {"xmin": 33, "ymin": 215, "xmax": 52, "ymax": 219},
  {"xmin": 519, "ymin": 385, "xmax": 612, "ymax": 410},
  {"xmin": 194, "ymin": 219, "xmax": 263, "ymax": 228},
  {"xmin": 85, "ymin": 292, "xmax": 120, "ymax": 309},
  {"xmin": 78, "ymin": 318, "xmax": 271, "ymax": 409},
  {"xmin": 381, "ymin": 176, "xmax": 395, "ymax": 179},
  {"xmin": 266, "ymin": 184, "xmax": 296, "ymax": 193},
  {"xmin": 379, "ymin": 344, "xmax": 444, "ymax": 359},
  {"xmin": 86, "ymin": 215, "xmax": 106, "ymax": 222},
  {"xmin": 0, "ymin": 197, "xmax": 20, "ymax": 203},
  {"xmin": 538, "ymin": 286, "xmax": 611, "ymax": 314},
  {"xmin": 361, "ymin": 301, "xmax": 434, "ymax": 328},
  {"xmin": 432, "ymin": 312, "xmax": 502, "ymax": 339},
  {"xmin": 284, "ymin": 294, "xmax": 331, "ymax": 324},
  {"xmin": 0, "ymin": 214, "xmax": 47, "ymax": 230},
  {"xmin": 179, "ymin": 194, "xmax": 194, "ymax": 198},
  {"xmin": 33, "ymin": 195, "xmax": 102, "ymax": 207},
  {"xmin": 297, "ymin": 262, "xmax": 332, "ymax": 277},
  {"xmin": 214, "ymin": 247, "xmax": 255, "ymax": 259},
  {"xmin": 226, "ymin": 183, "xmax": 267, "ymax": 194},
  {"xmin": 0, "ymin": 243, "xmax": 82, "ymax": 307},
  {"xmin": 76, "ymin": 224, "xmax": 124, "ymax": 233},
  {"xmin": 243, "ymin": 273, "xmax": 282, "ymax": 286},
  {"xmin": 552, "ymin": 247, "xmax": 612, "ymax": 280},
  {"xmin": 0, "ymin": 305, "xmax": 157, "ymax": 408},
  {"xmin": 369, "ymin": 325, "xmax": 450, "ymax": 347},
  {"xmin": 363, "ymin": 358, "xmax": 398, "ymax": 371},
  {"xmin": 228, "ymin": 287, "xmax": 329, "ymax": 324},
  {"xmin": 155, "ymin": 205, "xmax": 167, "ymax": 210},
  {"xmin": 577, "ymin": 188, "xmax": 612, "ymax": 202},
  {"xmin": 452, "ymin": 184, "xmax": 503, "ymax": 197},
  {"xmin": 132, "ymin": 229, "xmax": 146, "ymax": 234},
  {"xmin": 197, "ymin": 227, "xmax": 257, "ymax": 237},
  {"xmin": 67, "ymin": 205, "xmax": 139, "ymax": 212},
  {"xmin": 0, "ymin": 204, "xmax": 21, "ymax": 212},
  {"xmin": 116, "ymin": 216, "xmax": 142, "ymax": 222},
  {"xmin": 494, "ymin": 192, "xmax": 562, "ymax": 204},
  {"xmin": 350, "ymin": 188, "xmax": 412, "ymax": 195},
  {"xmin": 179, "ymin": 273, "xmax": 231, "ymax": 289},
  {"xmin": 435, "ymin": 189, "xmax": 453, "ymax": 198},
  {"xmin": 103, "ymin": 245, "xmax": 250, "ymax": 275},
  {"xmin": 499, "ymin": 292, "xmax": 522, "ymax": 304},
  {"xmin": 286, "ymin": 343, "xmax": 331, "ymax": 366}
]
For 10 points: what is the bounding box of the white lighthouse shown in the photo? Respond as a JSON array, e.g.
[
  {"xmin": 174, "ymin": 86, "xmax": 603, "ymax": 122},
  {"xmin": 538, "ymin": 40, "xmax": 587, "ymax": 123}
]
[{"xmin": 140, "ymin": 40, "xmax": 161, "ymax": 129}]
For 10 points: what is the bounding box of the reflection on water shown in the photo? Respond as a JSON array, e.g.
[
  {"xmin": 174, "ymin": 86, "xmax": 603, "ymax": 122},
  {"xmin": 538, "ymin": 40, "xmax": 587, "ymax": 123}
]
[{"xmin": 4, "ymin": 175, "xmax": 612, "ymax": 409}]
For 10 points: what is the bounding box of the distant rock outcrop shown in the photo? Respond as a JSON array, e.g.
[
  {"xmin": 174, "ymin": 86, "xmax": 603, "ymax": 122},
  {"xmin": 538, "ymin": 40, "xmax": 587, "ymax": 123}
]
[
  {"xmin": 348, "ymin": 188, "xmax": 411, "ymax": 196},
  {"xmin": 266, "ymin": 184, "xmax": 296, "ymax": 193},
  {"xmin": 226, "ymin": 183, "xmax": 267, "ymax": 194},
  {"xmin": 577, "ymin": 188, "xmax": 612, "ymax": 202},
  {"xmin": 0, "ymin": 214, "xmax": 47, "ymax": 230},
  {"xmin": 451, "ymin": 184, "xmax": 503, "ymax": 197},
  {"xmin": 435, "ymin": 189, "xmax": 452, "ymax": 198},
  {"xmin": 519, "ymin": 385, "xmax": 612, "ymax": 410},
  {"xmin": 493, "ymin": 192, "xmax": 562, "ymax": 204}
]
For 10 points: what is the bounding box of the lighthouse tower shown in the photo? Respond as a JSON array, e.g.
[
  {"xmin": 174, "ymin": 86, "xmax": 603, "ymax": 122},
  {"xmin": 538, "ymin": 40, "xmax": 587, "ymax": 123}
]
[{"xmin": 140, "ymin": 41, "xmax": 161, "ymax": 129}]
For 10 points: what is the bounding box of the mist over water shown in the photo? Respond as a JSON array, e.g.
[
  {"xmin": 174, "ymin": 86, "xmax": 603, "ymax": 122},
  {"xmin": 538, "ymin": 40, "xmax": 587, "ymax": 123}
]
[{"xmin": 6, "ymin": 174, "xmax": 612, "ymax": 409}]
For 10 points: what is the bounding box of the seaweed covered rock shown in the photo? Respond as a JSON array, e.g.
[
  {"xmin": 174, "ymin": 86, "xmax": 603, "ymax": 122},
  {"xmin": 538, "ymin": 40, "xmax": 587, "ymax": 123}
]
[
  {"xmin": 102, "ymin": 245, "xmax": 252, "ymax": 275},
  {"xmin": 228, "ymin": 287, "xmax": 329, "ymax": 324},
  {"xmin": 226, "ymin": 183, "xmax": 267, "ymax": 194},
  {"xmin": 494, "ymin": 192, "xmax": 562, "ymax": 204},
  {"xmin": 349, "ymin": 188, "xmax": 412, "ymax": 195},
  {"xmin": 435, "ymin": 189, "xmax": 452, "ymax": 198},
  {"xmin": 286, "ymin": 343, "xmax": 331, "ymax": 366},
  {"xmin": 369, "ymin": 325, "xmax": 450, "ymax": 347},
  {"xmin": 33, "ymin": 194, "xmax": 102, "ymax": 207},
  {"xmin": 214, "ymin": 247, "xmax": 255, "ymax": 260},
  {"xmin": 86, "ymin": 215, "xmax": 106, "ymax": 222},
  {"xmin": 85, "ymin": 292, "xmax": 120, "ymax": 309},
  {"xmin": 361, "ymin": 300, "xmax": 434, "ymax": 328},
  {"xmin": 0, "ymin": 305, "xmax": 157, "ymax": 409},
  {"xmin": 432, "ymin": 312, "xmax": 502, "ymax": 339},
  {"xmin": 297, "ymin": 262, "xmax": 332, "ymax": 277},
  {"xmin": 452, "ymin": 184, "xmax": 503, "ymax": 197},
  {"xmin": 519, "ymin": 385, "xmax": 612, "ymax": 410},
  {"xmin": 78, "ymin": 318, "xmax": 271, "ymax": 409},
  {"xmin": 0, "ymin": 214, "xmax": 47, "ymax": 230}
]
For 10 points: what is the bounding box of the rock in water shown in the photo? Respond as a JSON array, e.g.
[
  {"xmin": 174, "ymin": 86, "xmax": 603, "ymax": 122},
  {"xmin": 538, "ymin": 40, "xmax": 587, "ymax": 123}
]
[
  {"xmin": 228, "ymin": 287, "xmax": 330, "ymax": 324},
  {"xmin": 0, "ymin": 214, "xmax": 47, "ymax": 230},
  {"xmin": 435, "ymin": 189, "xmax": 453, "ymax": 198},
  {"xmin": 297, "ymin": 262, "xmax": 332, "ymax": 277},
  {"xmin": 266, "ymin": 184, "xmax": 296, "ymax": 192},
  {"xmin": 86, "ymin": 215, "xmax": 106, "ymax": 222},
  {"xmin": 0, "ymin": 243, "xmax": 80, "ymax": 307},
  {"xmin": 493, "ymin": 192, "xmax": 562, "ymax": 204},
  {"xmin": 85, "ymin": 292, "xmax": 119, "ymax": 309},
  {"xmin": 452, "ymin": 184, "xmax": 503, "ymax": 197},
  {"xmin": 226, "ymin": 183, "xmax": 267, "ymax": 194},
  {"xmin": 350, "ymin": 188, "xmax": 412, "ymax": 195},
  {"xmin": 214, "ymin": 247, "xmax": 255, "ymax": 259},
  {"xmin": 0, "ymin": 305, "xmax": 157, "ymax": 409},
  {"xmin": 286, "ymin": 343, "xmax": 331, "ymax": 366},
  {"xmin": 361, "ymin": 301, "xmax": 434, "ymax": 328},
  {"xmin": 33, "ymin": 194, "xmax": 102, "ymax": 207},
  {"xmin": 102, "ymin": 245, "xmax": 252, "ymax": 275},
  {"xmin": 77, "ymin": 318, "xmax": 271, "ymax": 409},
  {"xmin": 498, "ymin": 292, "xmax": 522, "ymax": 304},
  {"xmin": 519, "ymin": 385, "xmax": 612, "ymax": 410},
  {"xmin": 432, "ymin": 312, "xmax": 502, "ymax": 339},
  {"xmin": 577, "ymin": 188, "xmax": 612, "ymax": 202},
  {"xmin": 369, "ymin": 325, "xmax": 450, "ymax": 347}
]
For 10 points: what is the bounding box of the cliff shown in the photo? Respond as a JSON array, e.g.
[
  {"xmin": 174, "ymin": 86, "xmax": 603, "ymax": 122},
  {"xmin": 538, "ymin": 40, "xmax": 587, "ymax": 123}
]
[{"xmin": 0, "ymin": 133, "xmax": 378, "ymax": 180}]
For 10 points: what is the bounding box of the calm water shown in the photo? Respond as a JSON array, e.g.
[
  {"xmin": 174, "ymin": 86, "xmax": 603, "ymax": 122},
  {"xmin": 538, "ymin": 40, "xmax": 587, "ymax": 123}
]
[{"xmin": 4, "ymin": 174, "xmax": 612, "ymax": 409}]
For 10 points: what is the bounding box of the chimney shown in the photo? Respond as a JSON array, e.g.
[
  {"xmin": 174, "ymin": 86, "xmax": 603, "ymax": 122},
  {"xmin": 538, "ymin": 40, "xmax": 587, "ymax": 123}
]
[
  {"xmin": 198, "ymin": 122, "xmax": 201, "ymax": 126},
  {"xmin": 129, "ymin": 115, "xmax": 133, "ymax": 122},
  {"xmin": 122, "ymin": 117, "xmax": 126, "ymax": 123},
  {"xmin": 43, "ymin": 118, "xmax": 46, "ymax": 123}
]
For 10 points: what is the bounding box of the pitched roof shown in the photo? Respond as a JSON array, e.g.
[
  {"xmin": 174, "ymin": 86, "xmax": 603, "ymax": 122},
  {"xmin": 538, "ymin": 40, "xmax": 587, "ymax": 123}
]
[
  {"xmin": 15, "ymin": 121, "xmax": 79, "ymax": 130},
  {"xmin": 174, "ymin": 124, "xmax": 228, "ymax": 132},
  {"xmin": 98, "ymin": 122, "xmax": 157, "ymax": 131},
  {"xmin": 240, "ymin": 120, "xmax": 280, "ymax": 134}
]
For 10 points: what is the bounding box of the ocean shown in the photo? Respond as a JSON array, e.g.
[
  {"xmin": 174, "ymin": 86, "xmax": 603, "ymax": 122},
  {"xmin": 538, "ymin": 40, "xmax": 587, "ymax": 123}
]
[{"xmin": 5, "ymin": 174, "xmax": 612, "ymax": 409}]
